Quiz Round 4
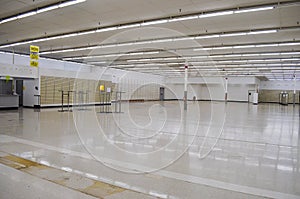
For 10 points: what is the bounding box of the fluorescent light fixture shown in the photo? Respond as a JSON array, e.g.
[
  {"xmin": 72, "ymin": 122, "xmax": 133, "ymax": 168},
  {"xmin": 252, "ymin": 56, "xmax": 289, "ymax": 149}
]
[
  {"xmin": 255, "ymin": 44, "xmax": 279, "ymax": 47},
  {"xmin": 0, "ymin": 0, "xmax": 86, "ymax": 25},
  {"xmin": 59, "ymin": 33, "xmax": 78, "ymax": 39},
  {"xmin": 88, "ymin": 61, "xmax": 106, "ymax": 64},
  {"xmin": 263, "ymin": 53, "xmax": 280, "ymax": 56},
  {"xmin": 234, "ymin": 6, "xmax": 274, "ymax": 14},
  {"xmin": 0, "ymin": 17, "xmax": 18, "ymax": 24},
  {"xmin": 220, "ymin": 32, "xmax": 247, "ymax": 37},
  {"xmin": 281, "ymin": 52, "xmax": 300, "ymax": 55},
  {"xmin": 129, "ymin": 52, "xmax": 144, "ymax": 56},
  {"xmin": 118, "ymin": 24, "xmax": 141, "ymax": 29},
  {"xmin": 247, "ymin": 30, "xmax": 278, "ymax": 35},
  {"xmin": 103, "ymin": 44, "xmax": 117, "ymax": 48},
  {"xmin": 195, "ymin": 34, "xmax": 220, "ymax": 39},
  {"xmin": 242, "ymin": 53, "xmax": 261, "ymax": 56},
  {"xmin": 211, "ymin": 46, "xmax": 233, "ymax": 50},
  {"xmin": 193, "ymin": 41, "xmax": 300, "ymax": 51},
  {"xmin": 151, "ymin": 38, "xmax": 173, "ymax": 43},
  {"xmin": 77, "ymin": 30, "xmax": 97, "ymax": 36},
  {"xmin": 168, "ymin": 15, "xmax": 198, "ymax": 22},
  {"xmin": 164, "ymin": 57, "xmax": 181, "ymax": 60},
  {"xmin": 17, "ymin": 11, "xmax": 36, "ymax": 19},
  {"xmin": 141, "ymin": 19, "xmax": 168, "ymax": 26},
  {"xmin": 172, "ymin": 37, "xmax": 194, "ymax": 41},
  {"xmin": 233, "ymin": 45, "xmax": 256, "ymax": 49},
  {"xmin": 279, "ymin": 42, "xmax": 300, "ymax": 46},
  {"xmin": 59, "ymin": 0, "xmax": 86, "ymax": 8},
  {"xmin": 131, "ymin": 67, "xmax": 160, "ymax": 70},
  {"xmin": 222, "ymin": 54, "xmax": 241, "ymax": 57},
  {"xmin": 135, "ymin": 41, "xmax": 152, "ymax": 45},
  {"xmin": 167, "ymin": 62, "xmax": 184, "ymax": 65},
  {"xmin": 143, "ymin": 51, "xmax": 159, "ymax": 55},
  {"xmin": 37, "ymin": 5, "xmax": 59, "ymax": 13},
  {"xmin": 96, "ymin": 27, "xmax": 118, "ymax": 32},
  {"xmin": 63, "ymin": 51, "xmax": 160, "ymax": 60},
  {"xmin": 199, "ymin": 11, "xmax": 234, "ymax": 18}
]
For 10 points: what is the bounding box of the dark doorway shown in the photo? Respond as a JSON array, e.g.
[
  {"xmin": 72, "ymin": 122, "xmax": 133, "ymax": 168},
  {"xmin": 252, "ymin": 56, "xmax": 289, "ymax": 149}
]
[
  {"xmin": 159, "ymin": 87, "xmax": 165, "ymax": 101},
  {"xmin": 16, "ymin": 80, "xmax": 23, "ymax": 106}
]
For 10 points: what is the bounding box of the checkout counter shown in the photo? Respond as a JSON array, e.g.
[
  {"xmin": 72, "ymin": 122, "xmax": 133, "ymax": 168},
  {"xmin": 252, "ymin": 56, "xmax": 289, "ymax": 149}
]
[
  {"xmin": 0, "ymin": 79, "xmax": 19, "ymax": 109},
  {"xmin": 0, "ymin": 94, "xmax": 19, "ymax": 109}
]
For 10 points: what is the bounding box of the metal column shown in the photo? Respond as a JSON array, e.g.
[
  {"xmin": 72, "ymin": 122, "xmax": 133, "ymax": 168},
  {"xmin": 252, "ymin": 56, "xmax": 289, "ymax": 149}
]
[
  {"xmin": 225, "ymin": 77, "xmax": 228, "ymax": 103},
  {"xmin": 293, "ymin": 74, "xmax": 296, "ymax": 107},
  {"xmin": 184, "ymin": 63, "xmax": 188, "ymax": 111}
]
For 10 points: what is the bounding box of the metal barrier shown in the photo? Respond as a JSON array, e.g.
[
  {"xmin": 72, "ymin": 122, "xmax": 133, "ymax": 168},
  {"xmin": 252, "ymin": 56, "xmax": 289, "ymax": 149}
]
[
  {"xmin": 58, "ymin": 90, "xmax": 74, "ymax": 112},
  {"xmin": 57, "ymin": 89, "xmax": 124, "ymax": 113},
  {"xmin": 75, "ymin": 90, "xmax": 90, "ymax": 111},
  {"xmin": 98, "ymin": 91, "xmax": 124, "ymax": 113}
]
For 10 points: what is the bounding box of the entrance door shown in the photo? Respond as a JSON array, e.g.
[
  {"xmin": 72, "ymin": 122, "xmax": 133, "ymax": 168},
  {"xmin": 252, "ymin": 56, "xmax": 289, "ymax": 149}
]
[
  {"xmin": 159, "ymin": 87, "xmax": 165, "ymax": 101},
  {"xmin": 16, "ymin": 80, "xmax": 23, "ymax": 106}
]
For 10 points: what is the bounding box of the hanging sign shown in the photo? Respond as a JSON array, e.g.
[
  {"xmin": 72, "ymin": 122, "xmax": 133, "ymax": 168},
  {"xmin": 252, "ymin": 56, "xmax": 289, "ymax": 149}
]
[
  {"xmin": 30, "ymin": 45, "xmax": 39, "ymax": 67},
  {"xmin": 30, "ymin": 45, "xmax": 39, "ymax": 53},
  {"xmin": 30, "ymin": 60, "xmax": 39, "ymax": 67}
]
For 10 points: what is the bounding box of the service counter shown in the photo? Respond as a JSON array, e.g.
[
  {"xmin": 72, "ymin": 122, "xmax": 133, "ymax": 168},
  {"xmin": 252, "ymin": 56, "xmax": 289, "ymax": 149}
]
[{"xmin": 0, "ymin": 94, "xmax": 19, "ymax": 109}]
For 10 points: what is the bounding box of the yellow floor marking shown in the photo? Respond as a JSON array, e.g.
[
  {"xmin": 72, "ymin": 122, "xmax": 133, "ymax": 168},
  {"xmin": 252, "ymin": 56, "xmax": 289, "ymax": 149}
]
[
  {"xmin": 4, "ymin": 155, "xmax": 40, "ymax": 168},
  {"xmin": 0, "ymin": 153, "xmax": 129, "ymax": 198},
  {"xmin": 82, "ymin": 181, "xmax": 125, "ymax": 198},
  {"xmin": 0, "ymin": 157, "xmax": 26, "ymax": 169}
]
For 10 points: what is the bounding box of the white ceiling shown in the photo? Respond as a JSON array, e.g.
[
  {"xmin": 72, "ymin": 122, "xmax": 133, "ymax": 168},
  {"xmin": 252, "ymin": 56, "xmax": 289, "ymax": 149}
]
[{"xmin": 0, "ymin": 0, "xmax": 300, "ymax": 80}]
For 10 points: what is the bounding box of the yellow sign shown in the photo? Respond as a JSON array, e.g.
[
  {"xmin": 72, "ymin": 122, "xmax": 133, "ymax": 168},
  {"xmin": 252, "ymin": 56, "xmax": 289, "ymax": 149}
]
[
  {"xmin": 100, "ymin": 85, "xmax": 105, "ymax": 91},
  {"xmin": 30, "ymin": 54, "xmax": 39, "ymax": 60},
  {"xmin": 30, "ymin": 45, "xmax": 39, "ymax": 53},
  {"xmin": 30, "ymin": 45, "xmax": 39, "ymax": 67},
  {"xmin": 30, "ymin": 60, "xmax": 39, "ymax": 67}
]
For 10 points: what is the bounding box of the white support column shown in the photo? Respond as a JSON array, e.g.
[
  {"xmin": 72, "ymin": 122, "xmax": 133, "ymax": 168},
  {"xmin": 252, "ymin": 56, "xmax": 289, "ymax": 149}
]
[
  {"xmin": 293, "ymin": 74, "xmax": 296, "ymax": 106},
  {"xmin": 12, "ymin": 78, "xmax": 17, "ymax": 95},
  {"xmin": 224, "ymin": 77, "xmax": 228, "ymax": 103},
  {"xmin": 253, "ymin": 84, "xmax": 259, "ymax": 105},
  {"xmin": 184, "ymin": 63, "xmax": 188, "ymax": 110}
]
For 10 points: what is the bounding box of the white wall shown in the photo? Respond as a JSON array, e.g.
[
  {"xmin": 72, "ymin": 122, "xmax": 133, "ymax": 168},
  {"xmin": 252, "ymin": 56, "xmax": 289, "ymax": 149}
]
[
  {"xmin": 228, "ymin": 84, "xmax": 256, "ymax": 101},
  {"xmin": 165, "ymin": 84, "xmax": 201, "ymax": 100},
  {"xmin": 165, "ymin": 76, "xmax": 258, "ymax": 102},
  {"xmin": 165, "ymin": 76, "xmax": 259, "ymax": 84},
  {"xmin": 165, "ymin": 83, "xmax": 255, "ymax": 102},
  {"xmin": 260, "ymin": 80, "xmax": 300, "ymax": 91},
  {"xmin": 200, "ymin": 84, "xmax": 225, "ymax": 101}
]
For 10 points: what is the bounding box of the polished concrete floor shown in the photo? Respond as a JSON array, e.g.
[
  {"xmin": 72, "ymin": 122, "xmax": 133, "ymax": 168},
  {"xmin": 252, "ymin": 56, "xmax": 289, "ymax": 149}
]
[{"xmin": 0, "ymin": 101, "xmax": 299, "ymax": 199}]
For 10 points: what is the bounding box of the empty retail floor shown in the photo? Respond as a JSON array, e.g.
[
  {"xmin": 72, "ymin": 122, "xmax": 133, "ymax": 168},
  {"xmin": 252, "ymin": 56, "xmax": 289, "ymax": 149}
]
[{"xmin": 0, "ymin": 101, "xmax": 299, "ymax": 199}]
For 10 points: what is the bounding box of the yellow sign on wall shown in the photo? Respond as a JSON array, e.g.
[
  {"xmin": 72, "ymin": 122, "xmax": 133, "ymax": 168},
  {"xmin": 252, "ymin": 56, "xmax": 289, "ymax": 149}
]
[{"xmin": 100, "ymin": 85, "xmax": 105, "ymax": 91}]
